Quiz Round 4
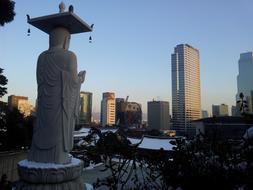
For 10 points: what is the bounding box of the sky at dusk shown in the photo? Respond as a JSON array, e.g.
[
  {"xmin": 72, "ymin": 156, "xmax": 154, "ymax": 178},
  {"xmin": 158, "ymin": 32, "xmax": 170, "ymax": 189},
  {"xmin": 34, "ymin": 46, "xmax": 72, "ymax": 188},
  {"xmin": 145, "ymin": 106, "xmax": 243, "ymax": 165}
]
[{"xmin": 1, "ymin": 0, "xmax": 253, "ymax": 114}]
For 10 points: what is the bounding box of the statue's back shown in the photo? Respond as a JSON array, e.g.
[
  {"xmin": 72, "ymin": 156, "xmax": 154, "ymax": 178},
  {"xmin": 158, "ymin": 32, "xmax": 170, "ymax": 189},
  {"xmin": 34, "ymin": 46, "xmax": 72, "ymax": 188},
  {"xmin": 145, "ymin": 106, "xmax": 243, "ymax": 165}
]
[{"xmin": 29, "ymin": 49, "xmax": 79, "ymax": 164}]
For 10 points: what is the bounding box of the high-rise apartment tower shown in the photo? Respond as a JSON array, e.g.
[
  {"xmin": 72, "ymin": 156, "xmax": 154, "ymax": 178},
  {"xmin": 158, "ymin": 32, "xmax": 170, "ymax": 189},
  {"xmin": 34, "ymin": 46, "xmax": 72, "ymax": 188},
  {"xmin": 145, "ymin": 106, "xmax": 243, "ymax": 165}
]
[
  {"xmin": 171, "ymin": 44, "xmax": 201, "ymax": 136},
  {"xmin": 101, "ymin": 92, "xmax": 116, "ymax": 127}
]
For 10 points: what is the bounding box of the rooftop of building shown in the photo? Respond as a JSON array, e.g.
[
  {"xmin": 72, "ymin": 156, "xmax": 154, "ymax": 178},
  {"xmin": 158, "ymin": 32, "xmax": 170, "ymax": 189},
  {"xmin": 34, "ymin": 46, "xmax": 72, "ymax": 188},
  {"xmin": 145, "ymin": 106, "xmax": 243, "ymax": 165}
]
[
  {"xmin": 175, "ymin": 43, "xmax": 199, "ymax": 52},
  {"xmin": 80, "ymin": 91, "xmax": 92, "ymax": 95},
  {"xmin": 240, "ymin": 52, "xmax": 253, "ymax": 60},
  {"xmin": 148, "ymin": 100, "xmax": 169, "ymax": 104},
  {"xmin": 8, "ymin": 95, "xmax": 28, "ymax": 100}
]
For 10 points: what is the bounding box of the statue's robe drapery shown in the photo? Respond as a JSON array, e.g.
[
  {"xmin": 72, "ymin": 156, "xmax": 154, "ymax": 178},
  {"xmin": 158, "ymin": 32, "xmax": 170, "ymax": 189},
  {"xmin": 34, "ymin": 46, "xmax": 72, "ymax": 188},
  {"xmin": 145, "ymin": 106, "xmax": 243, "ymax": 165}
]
[{"xmin": 28, "ymin": 49, "xmax": 81, "ymax": 164}]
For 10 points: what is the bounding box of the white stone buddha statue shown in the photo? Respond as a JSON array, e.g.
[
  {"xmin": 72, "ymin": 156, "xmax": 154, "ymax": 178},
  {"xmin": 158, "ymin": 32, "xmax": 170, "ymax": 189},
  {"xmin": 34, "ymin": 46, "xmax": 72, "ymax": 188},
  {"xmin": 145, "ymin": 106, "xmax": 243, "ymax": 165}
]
[{"xmin": 28, "ymin": 27, "xmax": 85, "ymax": 164}]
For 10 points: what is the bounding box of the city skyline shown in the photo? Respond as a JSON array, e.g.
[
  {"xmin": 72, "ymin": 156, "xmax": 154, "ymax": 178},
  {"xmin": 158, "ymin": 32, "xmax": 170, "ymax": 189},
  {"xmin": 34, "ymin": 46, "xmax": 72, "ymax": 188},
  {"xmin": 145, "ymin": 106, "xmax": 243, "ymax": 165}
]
[{"xmin": 1, "ymin": 1, "xmax": 253, "ymax": 114}]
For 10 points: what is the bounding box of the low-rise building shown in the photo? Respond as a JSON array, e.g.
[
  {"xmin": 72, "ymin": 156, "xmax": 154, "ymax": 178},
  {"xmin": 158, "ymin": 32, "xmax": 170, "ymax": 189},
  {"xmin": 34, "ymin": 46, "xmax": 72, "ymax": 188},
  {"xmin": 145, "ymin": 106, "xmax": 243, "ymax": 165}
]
[
  {"xmin": 193, "ymin": 116, "xmax": 253, "ymax": 140},
  {"xmin": 212, "ymin": 104, "xmax": 229, "ymax": 117},
  {"xmin": 8, "ymin": 95, "xmax": 33, "ymax": 117},
  {"xmin": 202, "ymin": 110, "xmax": 209, "ymax": 118},
  {"xmin": 116, "ymin": 99, "xmax": 142, "ymax": 128}
]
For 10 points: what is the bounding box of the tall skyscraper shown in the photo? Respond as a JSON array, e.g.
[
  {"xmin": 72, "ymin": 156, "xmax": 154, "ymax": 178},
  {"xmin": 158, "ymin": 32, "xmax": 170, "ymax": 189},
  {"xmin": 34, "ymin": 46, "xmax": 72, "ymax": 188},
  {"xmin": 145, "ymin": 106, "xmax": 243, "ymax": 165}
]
[
  {"xmin": 148, "ymin": 101, "xmax": 170, "ymax": 130},
  {"xmin": 212, "ymin": 104, "xmax": 229, "ymax": 117},
  {"xmin": 101, "ymin": 92, "xmax": 116, "ymax": 127},
  {"xmin": 236, "ymin": 52, "xmax": 253, "ymax": 114},
  {"xmin": 171, "ymin": 44, "xmax": 201, "ymax": 136},
  {"xmin": 79, "ymin": 91, "xmax": 92, "ymax": 125}
]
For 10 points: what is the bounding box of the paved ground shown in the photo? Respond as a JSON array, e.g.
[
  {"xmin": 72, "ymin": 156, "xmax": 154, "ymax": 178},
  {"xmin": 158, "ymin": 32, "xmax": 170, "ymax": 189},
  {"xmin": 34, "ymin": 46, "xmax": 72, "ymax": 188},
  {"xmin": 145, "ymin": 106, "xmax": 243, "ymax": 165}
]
[
  {"xmin": 82, "ymin": 164, "xmax": 112, "ymax": 185},
  {"xmin": 0, "ymin": 151, "xmax": 27, "ymax": 182},
  {"xmin": 81, "ymin": 162, "xmax": 162, "ymax": 190}
]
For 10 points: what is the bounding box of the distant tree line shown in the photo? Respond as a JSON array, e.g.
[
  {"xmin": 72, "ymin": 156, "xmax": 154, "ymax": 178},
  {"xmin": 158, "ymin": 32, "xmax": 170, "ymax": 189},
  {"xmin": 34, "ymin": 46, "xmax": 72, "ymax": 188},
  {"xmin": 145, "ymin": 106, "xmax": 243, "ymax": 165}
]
[
  {"xmin": 0, "ymin": 108, "xmax": 34, "ymax": 151},
  {"xmin": 0, "ymin": 68, "xmax": 34, "ymax": 151}
]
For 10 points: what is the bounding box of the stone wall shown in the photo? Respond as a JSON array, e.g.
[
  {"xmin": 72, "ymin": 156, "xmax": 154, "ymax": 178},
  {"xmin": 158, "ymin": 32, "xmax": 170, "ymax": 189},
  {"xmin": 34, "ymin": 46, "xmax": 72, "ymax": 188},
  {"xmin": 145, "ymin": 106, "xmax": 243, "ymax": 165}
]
[{"xmin": 0, "ymin": 151, "xmax": 27, "ymax": 182}]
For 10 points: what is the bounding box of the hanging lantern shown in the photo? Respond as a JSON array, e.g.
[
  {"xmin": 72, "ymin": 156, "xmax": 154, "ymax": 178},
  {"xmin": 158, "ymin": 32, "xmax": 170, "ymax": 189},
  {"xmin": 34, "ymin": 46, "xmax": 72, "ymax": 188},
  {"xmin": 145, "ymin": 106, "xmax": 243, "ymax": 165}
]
[
  {"xmin": 27, "ymin": 28, "xmax": 30, "ymax": 36},
  {"xmin": 26, "ymin": 14, "xmax": 31, "ymax": 36}
]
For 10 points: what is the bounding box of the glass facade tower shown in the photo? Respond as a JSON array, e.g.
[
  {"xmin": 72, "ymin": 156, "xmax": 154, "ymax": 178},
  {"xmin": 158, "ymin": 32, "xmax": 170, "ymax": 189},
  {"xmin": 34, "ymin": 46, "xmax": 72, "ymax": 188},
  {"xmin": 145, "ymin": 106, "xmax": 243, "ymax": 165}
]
[
  {"xmin": 236, "ymin": 52, "xmax": 253, "ymax": 114},
  {"xmin": 79, "ymin": 91, "xmax": 92, "ymax": 125},
  {"xmin": 171, "ymin": 44, "xmax": 201, "ymax": 136},
  {"xmin": 148, "ymin": 101, "xmax": 170, "ymax": 130}
]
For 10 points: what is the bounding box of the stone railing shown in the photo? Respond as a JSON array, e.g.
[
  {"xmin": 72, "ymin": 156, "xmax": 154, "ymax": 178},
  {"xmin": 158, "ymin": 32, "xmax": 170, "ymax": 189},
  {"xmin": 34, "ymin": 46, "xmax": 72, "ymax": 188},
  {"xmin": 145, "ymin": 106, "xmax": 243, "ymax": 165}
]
[{"xmin": 0, "ymin": 151, "xmax": 27, "ymax": 182}]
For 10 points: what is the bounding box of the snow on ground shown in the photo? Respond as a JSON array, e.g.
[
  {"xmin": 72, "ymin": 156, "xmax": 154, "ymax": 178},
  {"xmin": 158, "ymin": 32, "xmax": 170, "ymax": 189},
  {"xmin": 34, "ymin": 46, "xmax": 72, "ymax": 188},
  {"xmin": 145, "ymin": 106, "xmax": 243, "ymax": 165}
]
[
  {"xmin": 74, "ymin": 128, "xmax": 176, "ymax": 151},
  {"xmin": 100, "ymin": 129, "xmax": 117, "ymax": 133},
  {"xmin": 84, "ymin": 183, "xmax": 94, "ymax": 190},
  {"xmin": 74, "ymin": 133, "xmax": 89, "ymax": 138},
  {"xmin": 74, "ymin": 128, "xmax": 90, "ymax": 138},
  {"xmin": 138, "ymin": 137, "xmax": 176, "ymax": 151},
  {"xmin": 127, "ymin": 137, "xmax": 141, "ymax": 144},
  {"xmin": 128, "ymin": 136, "xmax": 176, "ymax": 151},
  {"xmin": 78, "ymin": 128, "xmax": 90, "ymax": 133},
  {"xmin": 83, "ymin": 162, "xmax": 103, "ymax": 170}
]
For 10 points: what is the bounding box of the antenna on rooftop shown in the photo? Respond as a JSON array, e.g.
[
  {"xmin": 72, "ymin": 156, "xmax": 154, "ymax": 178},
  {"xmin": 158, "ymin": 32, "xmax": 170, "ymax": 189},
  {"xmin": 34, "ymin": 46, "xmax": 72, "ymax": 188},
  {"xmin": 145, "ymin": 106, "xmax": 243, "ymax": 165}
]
[{"xmin": 125, "ymin": 96, "xmax": 129, "ymax": 102}]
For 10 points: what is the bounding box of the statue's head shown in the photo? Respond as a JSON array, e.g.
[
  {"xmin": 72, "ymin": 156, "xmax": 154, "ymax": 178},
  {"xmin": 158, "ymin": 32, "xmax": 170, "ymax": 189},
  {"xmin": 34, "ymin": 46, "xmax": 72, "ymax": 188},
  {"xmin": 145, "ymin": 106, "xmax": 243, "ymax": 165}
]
[{"xmin": 49, "ymin": 27, "xmax": 70, "ymax": 50}]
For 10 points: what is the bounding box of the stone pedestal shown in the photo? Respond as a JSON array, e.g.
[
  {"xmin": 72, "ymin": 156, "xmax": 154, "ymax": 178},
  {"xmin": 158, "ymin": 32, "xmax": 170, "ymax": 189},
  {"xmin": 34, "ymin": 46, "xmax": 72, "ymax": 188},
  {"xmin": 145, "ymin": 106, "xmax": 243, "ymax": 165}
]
[{"xmin": 16, "ymin": 158, "xmax": 85, "ymax": 190}]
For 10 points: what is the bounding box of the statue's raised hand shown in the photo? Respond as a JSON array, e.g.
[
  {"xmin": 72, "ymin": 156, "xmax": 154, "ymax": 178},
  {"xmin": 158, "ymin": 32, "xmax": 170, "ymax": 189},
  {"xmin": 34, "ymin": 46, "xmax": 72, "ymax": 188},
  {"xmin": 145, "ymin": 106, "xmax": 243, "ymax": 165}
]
[{"xmin": 78, "ymin": 70, "xmax": 86, "ymax": 83}]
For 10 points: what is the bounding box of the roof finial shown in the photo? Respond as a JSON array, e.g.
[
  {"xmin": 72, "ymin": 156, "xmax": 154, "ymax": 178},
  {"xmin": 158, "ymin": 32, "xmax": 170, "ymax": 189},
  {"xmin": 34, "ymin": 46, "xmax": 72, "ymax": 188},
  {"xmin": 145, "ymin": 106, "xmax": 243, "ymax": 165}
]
[
  {"xmin": 68, "ymin": 5, "xmax": 74, "ymax": 13},
  {"xmin": 59, "ymin": 2, "xmax": 65, "ymax": 13}
]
